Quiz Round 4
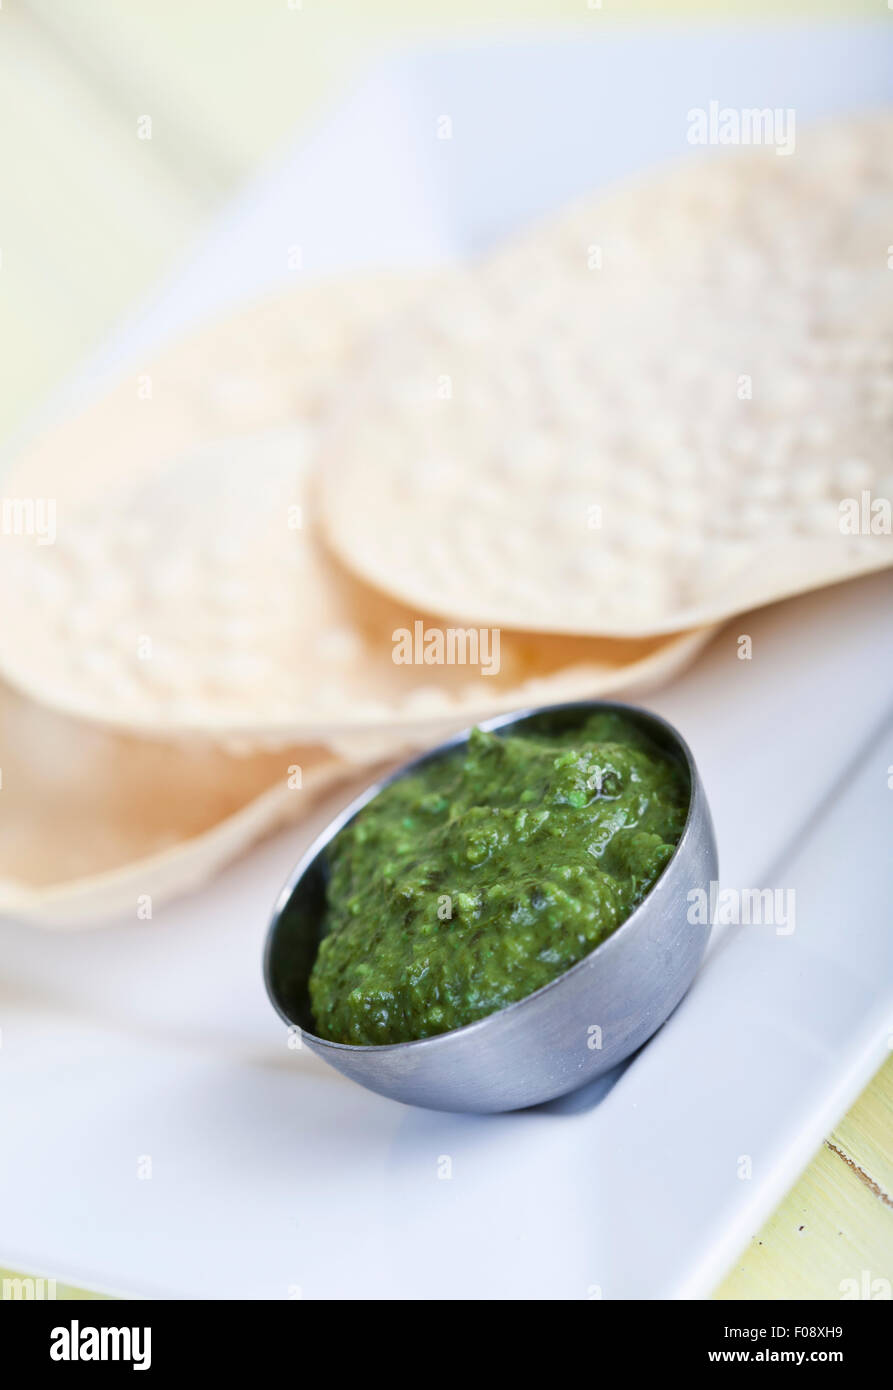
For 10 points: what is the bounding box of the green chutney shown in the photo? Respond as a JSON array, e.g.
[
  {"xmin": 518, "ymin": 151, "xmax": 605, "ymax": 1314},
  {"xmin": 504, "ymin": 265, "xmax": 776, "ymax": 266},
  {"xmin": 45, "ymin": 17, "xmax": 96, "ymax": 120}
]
[{"xmin": 309, "ymin": 712, "xmax": 689, "ymax": 1046}]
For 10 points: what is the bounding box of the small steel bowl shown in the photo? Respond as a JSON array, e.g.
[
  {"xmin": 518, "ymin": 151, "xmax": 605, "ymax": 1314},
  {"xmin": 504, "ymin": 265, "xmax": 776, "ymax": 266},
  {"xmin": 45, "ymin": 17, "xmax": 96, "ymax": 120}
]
[{"xmin": 264, "ymin": 700, "xmax": 718, "ymax": 1113}]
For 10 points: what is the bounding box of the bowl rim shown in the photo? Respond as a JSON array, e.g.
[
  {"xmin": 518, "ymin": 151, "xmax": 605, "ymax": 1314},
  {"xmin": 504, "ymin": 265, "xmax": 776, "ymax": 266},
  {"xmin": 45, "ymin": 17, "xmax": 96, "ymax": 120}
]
[{"xmin": 263, "ymin": 698, "xmax": 704, "ymax": 1054}]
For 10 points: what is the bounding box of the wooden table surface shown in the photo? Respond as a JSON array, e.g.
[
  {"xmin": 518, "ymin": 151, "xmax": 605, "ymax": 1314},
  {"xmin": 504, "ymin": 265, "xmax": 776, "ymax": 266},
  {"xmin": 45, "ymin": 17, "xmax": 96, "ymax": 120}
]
[{"xmin": 0, "ymin": 0, "xmax": 889, "ymax": 1300}]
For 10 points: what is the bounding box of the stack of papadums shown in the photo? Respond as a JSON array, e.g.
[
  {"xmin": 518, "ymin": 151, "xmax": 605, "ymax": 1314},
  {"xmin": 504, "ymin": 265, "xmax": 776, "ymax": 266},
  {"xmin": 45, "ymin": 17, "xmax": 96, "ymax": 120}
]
[{"xmin": 1, "ymin": 115, "xmax": 890, "ymax": 926}]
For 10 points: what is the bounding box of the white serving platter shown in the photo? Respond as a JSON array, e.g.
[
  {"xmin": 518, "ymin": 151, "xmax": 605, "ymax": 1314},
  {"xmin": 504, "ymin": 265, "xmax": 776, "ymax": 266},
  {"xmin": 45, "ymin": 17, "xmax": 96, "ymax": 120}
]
[{"xmin": 1, "ymin": 21, "xmax": 891, "ymax": 1299}]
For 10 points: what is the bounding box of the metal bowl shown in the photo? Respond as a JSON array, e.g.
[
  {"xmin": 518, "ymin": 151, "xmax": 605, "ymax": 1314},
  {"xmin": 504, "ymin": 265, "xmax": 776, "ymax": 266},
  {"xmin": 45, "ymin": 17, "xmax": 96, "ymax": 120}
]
[{"xmin": 264, "ymin": 700, "xmax": 718, "ymax": 1113}]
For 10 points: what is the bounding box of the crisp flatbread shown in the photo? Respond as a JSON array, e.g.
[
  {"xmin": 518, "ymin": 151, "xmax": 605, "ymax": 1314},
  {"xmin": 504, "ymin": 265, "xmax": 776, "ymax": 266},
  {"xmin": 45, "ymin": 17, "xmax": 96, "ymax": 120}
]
[
  {"xmin": 318, "ymin": 116, "xmax": 893, "ymax": 637},
  {"xmin": 0, "ymin": 677, "xmax": 349, "ymax": 928},
  {"xmin": 0, "ymin": 282, "xmax": 713, "ymax": 748}
]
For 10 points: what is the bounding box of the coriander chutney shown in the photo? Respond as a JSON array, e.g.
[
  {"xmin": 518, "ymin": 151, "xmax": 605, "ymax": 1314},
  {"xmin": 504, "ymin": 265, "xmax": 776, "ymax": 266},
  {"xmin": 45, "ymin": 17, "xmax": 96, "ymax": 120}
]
[{"xmin": 309, "ymin": 711, "xmax": 689, "ymax": 1046}]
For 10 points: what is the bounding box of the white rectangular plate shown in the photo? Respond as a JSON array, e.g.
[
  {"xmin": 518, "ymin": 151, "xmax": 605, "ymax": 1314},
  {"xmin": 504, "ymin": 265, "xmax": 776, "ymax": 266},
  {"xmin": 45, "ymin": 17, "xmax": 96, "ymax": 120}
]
[{"xmin": 1, "ymin": 22, "xmax": 891, "ymax": 1298}]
